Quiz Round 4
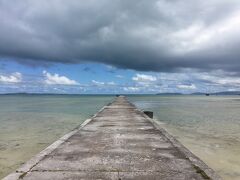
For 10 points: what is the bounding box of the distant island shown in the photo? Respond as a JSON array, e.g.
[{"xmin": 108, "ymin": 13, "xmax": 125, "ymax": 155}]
[
  {"xmin": 157, "ymin": 91, "xmax": 240, "ymax": 96},
  {"xmin": 210, "ymin": 91, "xmax": 240, "ymax": 95},
  {"xmin": 156, "ymin": 93, "xmax": 183, "ymax": 95}
]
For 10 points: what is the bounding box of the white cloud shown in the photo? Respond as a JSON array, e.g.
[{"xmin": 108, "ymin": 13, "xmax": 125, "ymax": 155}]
[
  {"xmin": 43, "ymin": 70, "xmax": 78, "ymax": 85},
  {"xmin": 116, "ymin": 75, "xmax": 124, "ymax": 78},
  {"xmin": 92, "ymin": 80, "xmax": 116, "ymax": 86},
  {"xmin": 0, "ymin": 72, "xmax": 22, "ymax": 83},
  {"xmin": 92, "ymin": 80, "xmax": 104, "ymax": 86},
  {"xmin": 132, "ymin": 74, "xmax": 157, "ymax": 82},
  {"xmin": 196, "ymin": 71, "xmax": 240, "ymax": 87},
  {"xmin": 128, "ymin": 70, "xmax": 240, "ymax": 93},
  {"xmin": 217, "ymin": 78, "xmax": 240, "ymax": 86},
  {"xmin": 172, "ymin": 11, "xmax": 240, "ymax": 53},
  {"xmin": 177, "ymin": 84, "xmax": 196, "ymax": 90},
  {"xmin": 106, "ymin": 65, "xmax": 115, "ymax": 70},
  {"xmin": 123, "ymin": 87, "xmax": 140, "ymax": 92},
  {"xmin": 107, "ymin": 81, "xmax": 116, "ymax": 85}
]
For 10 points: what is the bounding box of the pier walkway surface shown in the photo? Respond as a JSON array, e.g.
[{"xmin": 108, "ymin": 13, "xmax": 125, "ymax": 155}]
[{"xmin": 4, "ymin": 96, "xmax": 220, "ymax": 180}]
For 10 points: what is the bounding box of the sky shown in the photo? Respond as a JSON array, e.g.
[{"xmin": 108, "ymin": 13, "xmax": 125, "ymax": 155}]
[{"xmin": 0, "ymin": 0, "xmax": 240, "ymax": 94}]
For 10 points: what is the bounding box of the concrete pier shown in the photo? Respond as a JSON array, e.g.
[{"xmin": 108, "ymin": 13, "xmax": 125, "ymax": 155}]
[{"xmin": 4, "ymin": 96, "xmax": 220, "ymax": 180}]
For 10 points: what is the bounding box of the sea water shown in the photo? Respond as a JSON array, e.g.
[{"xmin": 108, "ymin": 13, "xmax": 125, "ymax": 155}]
[
  {"xmin": 0, "ymin": 95, "xmax": 239, "ymax": 179},
  {"xmin": 129, "ymin": 95, "xmax": 240, "ymax": 180},
  {"xmin": 0, "ymin": 94, "xmax": 114, "ymax": 178}
]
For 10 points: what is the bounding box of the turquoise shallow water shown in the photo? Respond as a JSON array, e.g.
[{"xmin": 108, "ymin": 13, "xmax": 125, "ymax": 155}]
[
  {"xmin": 0, "ymin": 95, "xmax": 114, "ymax": 178},
  {"xmin": 0, "ymin": 95, "xmax": 239, "ymax": 179},
  {"xmin": 128, "ymin": 95, "xmax": 240, "ymax": 180}
]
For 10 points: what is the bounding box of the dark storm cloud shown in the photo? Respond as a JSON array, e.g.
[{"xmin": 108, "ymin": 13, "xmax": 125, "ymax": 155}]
[{"xmin": 1, "ymin": 0, "xmax": 240, "ymax": 72}]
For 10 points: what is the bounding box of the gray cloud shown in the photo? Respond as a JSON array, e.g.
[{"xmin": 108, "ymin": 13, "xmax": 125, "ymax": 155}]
[{"xmin": 0, "ymin": 0, "xmax": 240, "ymax": 72}]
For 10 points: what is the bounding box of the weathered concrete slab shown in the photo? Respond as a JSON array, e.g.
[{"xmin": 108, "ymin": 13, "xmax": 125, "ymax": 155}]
[{"xmin": 4, "ymin": 96, "xmax": 220, "ymax": 180}]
